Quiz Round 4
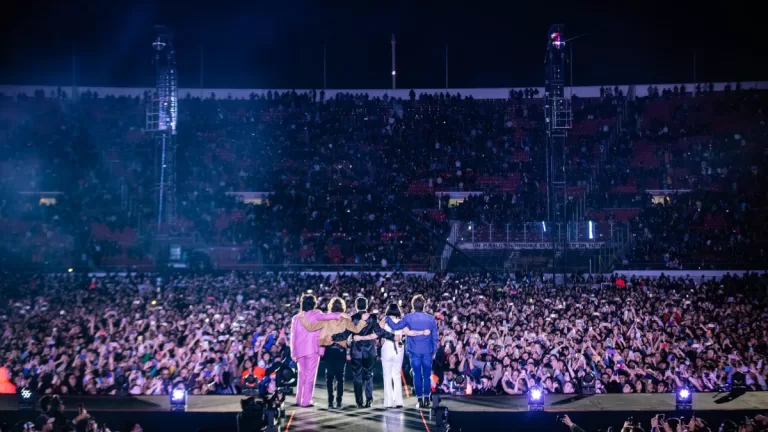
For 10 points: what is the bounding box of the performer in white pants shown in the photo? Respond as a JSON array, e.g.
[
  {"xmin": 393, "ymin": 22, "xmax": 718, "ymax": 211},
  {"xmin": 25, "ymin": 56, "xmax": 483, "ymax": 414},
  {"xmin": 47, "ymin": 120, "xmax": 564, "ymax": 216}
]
[
  {"xmin": 355, "ymin": 302, "xmax": 430, "ymax": 408},
  {"xmin": 381, "ymin": 303, "xmax": 406, "ymax": 408}
]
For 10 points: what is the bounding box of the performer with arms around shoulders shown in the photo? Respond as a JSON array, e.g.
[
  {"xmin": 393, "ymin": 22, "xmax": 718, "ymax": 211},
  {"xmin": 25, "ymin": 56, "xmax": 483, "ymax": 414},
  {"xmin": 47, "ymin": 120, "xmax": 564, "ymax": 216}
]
[
  {"xmin": 337, "ymin": 298, "xmax": 431, "ymax": 408},
  {"xmin": 384, "ymin": 295, "xmax": 438, "ymax": 409},
  {"xmin": 290, "ymin": 293, "xmax": 348, "ymax": 407},
  {"xmin": 298, "ymin": 297, "xmax": 368, "ymax": 409}
]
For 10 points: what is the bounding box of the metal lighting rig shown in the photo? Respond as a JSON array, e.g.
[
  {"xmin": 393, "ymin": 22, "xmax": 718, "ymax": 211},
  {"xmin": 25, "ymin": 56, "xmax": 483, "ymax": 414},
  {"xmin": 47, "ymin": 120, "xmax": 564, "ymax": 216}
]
[
  {"xmin": 146, "ymin": 25, "xmax": 178, "ymax": 234},
  {"xmin": 544, "ymin": 24, "xmax": 572, "ymax": 285}
]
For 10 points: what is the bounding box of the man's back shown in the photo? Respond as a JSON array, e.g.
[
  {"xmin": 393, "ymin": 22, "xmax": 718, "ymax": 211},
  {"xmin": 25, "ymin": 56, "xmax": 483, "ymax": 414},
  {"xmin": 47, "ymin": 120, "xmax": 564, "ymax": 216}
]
[
  {"xmin": 350, "ymin": 312, "xmax": 379, "ymax": 353},
  {"xmin": 351, "ymin": 312, "xmax": 378, "ymax": 334},
  {"xmin": 291, "ymin": 309, "xmax": 337, "ymax": 358},
  {"xmin": 305, "ymin": 316, "xmax": 364, "ymax": 349},
  {"xmin": 401, "ymin": 312, "xmax": 438, "ymax": 355}
]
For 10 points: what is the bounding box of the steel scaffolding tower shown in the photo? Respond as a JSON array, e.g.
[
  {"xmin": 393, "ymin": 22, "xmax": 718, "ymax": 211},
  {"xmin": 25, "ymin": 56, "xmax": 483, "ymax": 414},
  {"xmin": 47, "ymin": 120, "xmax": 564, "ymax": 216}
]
[
  {"xmin": 544, "ymin": 24, "xmax": 572, "ymax": 285},
  {"xmin": 146, "ymin": 25, "xmax": 178, "ymax": 233}
]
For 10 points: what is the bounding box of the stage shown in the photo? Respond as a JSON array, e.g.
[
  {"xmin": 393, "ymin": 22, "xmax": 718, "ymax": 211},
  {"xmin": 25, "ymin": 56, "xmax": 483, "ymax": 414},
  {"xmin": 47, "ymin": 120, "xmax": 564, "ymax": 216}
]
[{"xmin": 2, "ymin": 385, "xmax": 767, "ymax": 431}]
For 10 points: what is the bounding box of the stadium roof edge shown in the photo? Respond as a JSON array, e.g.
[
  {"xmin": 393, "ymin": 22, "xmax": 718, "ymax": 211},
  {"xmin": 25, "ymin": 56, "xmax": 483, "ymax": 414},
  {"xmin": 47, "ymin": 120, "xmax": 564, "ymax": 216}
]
[{"xmin": 1, "ymin": 82, "xmax": 767, "ymax": 100}]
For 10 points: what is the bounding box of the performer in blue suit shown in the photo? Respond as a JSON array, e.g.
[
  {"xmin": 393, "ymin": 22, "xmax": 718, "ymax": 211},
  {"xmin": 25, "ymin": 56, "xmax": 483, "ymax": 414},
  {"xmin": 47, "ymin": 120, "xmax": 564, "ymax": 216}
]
[{"xmin": 384, "ymin": 294, "xmax": 438, "ymax": 409}]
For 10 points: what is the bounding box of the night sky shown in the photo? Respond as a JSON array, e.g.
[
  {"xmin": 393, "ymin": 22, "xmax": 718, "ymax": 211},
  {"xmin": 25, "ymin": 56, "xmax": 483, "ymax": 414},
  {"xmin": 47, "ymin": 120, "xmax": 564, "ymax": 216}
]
[{"xmin": 1, "ymin": 0, "xmax": 763, "ymax": 89}]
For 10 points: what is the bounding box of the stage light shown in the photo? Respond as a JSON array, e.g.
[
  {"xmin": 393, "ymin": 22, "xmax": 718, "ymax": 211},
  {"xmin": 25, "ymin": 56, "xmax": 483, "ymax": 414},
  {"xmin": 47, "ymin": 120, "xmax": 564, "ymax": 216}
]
[
  {"xmin": 675, "ymin": 386, "xmax": 692, "ymax": 411},
  {"xmin": 265, "ymin": 405, "xmax": 280, "ymax": 432},
  {"xmin": 731, "ymin": 372, "xmax": 747, "ymax": 391},
  {"xmin": 18, "ymin": 387, "xmax": 36, "ymax": 411},
  {"xmin": 170, "ymin": 388, "xmax": 187, "ymax": 412},
  {"xmin": 580, "ymin": 373, "xmax": 596, "ymax": 395},
  {"xmin": 238, "ymin": 396, "xmax": 267, "ymax": 432},
  {"xmin": 280, "ymin": 367, "xmax": 296, "ymax": 384},
  {"xmin": 550, "ymin": 32, "xmax": 564, "ymax": 49},
  {"xmin": 429, "ymin": 394, "xmax": 449, "ymax": 431},
  {"xmin": 444, "ymin": 374, "xmax": 469, "ymax": 395},
  {"xmin": 530, "ymin": 388, "xmax": 542, "ymax": 401},
  {"xmin": 277, "ymin": 366, "xmax": 297, "ymax": 395},
  {"xmin": 243, "ymin": 374, "xmax": 259, "ymax": 386},
  {"xmin": 541, "ymin": 221, "xmax": 546, "ymax": 232},
  {"xmin": 172, "ymin": 388, "xmax": 185, "ymax": 401},
  {"xmin": 67, "ymin": 268, "xmax": 73, "ymax": 273},
  {"xmin": 454, "ymin": 374, "xmax": 466, "ymax": 386},
  {"xmin": 528, "ymin": 386, "xmax": 544, "ymax": 411},
  {"xmin": 392, "ymin": 70, "xmax": 396, "ymax": 76},
  {"xmin": 242, "ymin": 370, "xmax": 260, "ymax": 396},
  {"xmin": 434, "ymin": 405, "xmax": 450, "ymax": 431},
  {"xmin": 588, "ymin": 221, "xmax": 594, "ymax": 240}
]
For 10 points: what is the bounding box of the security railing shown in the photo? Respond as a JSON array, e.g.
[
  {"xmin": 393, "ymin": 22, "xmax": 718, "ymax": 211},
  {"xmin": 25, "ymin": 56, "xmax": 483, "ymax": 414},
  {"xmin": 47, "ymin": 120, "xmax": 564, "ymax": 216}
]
[{"xmin": 454, "ymin": 221, "xmax": 628, "ymax": 245}]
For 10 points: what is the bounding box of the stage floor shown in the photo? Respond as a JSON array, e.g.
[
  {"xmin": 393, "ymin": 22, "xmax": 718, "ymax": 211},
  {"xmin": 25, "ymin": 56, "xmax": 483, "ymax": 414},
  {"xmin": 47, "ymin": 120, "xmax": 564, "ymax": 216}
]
[
  {"xmin": 2, "ymin": 380, "xmax": 767, "ymax": 431},
  {"xmin": 184, "ymin": 383, "xmax": 433, "ymax": 432}
]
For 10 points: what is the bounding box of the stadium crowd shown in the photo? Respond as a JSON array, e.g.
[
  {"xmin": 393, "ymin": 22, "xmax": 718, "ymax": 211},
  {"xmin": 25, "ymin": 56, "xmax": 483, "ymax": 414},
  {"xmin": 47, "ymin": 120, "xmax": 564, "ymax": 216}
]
[
  {"xmin": 1, "ymin": 270, "xmax": 767, "ymax": 400},
  {"xmin": 0, "ymin": 89, "xmax": 544, "ymax": 270},
  {"xmin": 559, "ymin": 412, "xmax": 768, "ymax": 432},
  {"xmin": 1, "ymin": 84, "xmax": 767, "ymax": 432},
  {"xmin": 1, "ymin": 85, "xmax": 766, "ymax": 272}
]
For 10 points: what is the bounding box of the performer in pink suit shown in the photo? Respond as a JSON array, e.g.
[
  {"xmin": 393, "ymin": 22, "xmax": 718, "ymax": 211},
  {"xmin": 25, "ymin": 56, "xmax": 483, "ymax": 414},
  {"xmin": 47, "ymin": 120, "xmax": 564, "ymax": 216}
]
[{"xmin": 290, "ymin": 293, "xmax": 345, "ymax": 407}]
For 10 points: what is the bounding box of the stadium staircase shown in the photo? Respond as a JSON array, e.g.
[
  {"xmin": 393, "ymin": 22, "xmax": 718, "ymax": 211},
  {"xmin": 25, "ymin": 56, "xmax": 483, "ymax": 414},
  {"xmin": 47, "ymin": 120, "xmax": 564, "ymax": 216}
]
[{"xmin": 440, "ymin": 221, "xmax": 461, "ymax": 270}]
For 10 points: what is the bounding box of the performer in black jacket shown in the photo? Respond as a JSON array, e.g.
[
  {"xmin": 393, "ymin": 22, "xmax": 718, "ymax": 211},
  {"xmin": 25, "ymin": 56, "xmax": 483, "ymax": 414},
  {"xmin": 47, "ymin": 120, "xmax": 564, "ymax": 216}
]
[{"xmin": 330, "ymin": 297, "xmax": 397, "ymax": 408}]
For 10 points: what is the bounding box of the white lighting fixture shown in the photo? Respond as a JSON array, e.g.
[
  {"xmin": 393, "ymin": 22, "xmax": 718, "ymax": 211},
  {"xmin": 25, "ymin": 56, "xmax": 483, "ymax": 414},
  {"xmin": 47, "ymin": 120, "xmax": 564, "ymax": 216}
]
[
  {"xmin": 18, "ymin": 387, "xmax": 36, "ymax": 411},
  {"xmin": 170, "ymin": 388, "xmax": 187, "ymax": 412},
  {"xmin": 528, "ymin": 386, "xmax": 544, "ymax": 411},
  {"xmin": 675, "ymin": 386, "xmax": 693, "ymax": 411}
]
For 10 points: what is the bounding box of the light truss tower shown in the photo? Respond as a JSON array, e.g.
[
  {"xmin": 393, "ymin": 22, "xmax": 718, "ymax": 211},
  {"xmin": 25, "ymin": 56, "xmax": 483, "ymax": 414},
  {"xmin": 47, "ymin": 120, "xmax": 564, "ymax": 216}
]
[
  {"xmin": 146, "ymin": 25, "xmax": 178, "ymax": 233},
  {"xmin": 544, "ymin": 24, "xmax": 572, "ymax": 284}
]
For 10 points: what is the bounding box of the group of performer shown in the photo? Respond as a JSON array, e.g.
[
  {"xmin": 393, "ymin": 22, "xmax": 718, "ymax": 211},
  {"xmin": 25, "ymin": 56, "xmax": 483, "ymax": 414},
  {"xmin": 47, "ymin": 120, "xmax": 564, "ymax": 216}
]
[{"xmin": 289, "ymin": 293, "xmax": 438, "ymax": 409}]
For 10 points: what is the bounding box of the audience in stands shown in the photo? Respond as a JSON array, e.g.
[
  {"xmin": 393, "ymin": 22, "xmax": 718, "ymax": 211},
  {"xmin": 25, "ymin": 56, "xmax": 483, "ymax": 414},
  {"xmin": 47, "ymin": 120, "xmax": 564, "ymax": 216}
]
[
  {"xmin": 0, "ymin": 90, "xmax": 543, "ymax": 271},
  {"xmin": 1, "ymin": 86, "xmax": 766, "ymax": 271}
]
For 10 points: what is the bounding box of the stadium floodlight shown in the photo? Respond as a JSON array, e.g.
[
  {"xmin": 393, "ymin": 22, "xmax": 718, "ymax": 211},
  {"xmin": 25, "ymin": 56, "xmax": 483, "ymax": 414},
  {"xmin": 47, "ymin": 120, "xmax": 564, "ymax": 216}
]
[
  {"xmin": 170, "ymin": 388, "xmax": 187, "ymax": 412},
  {"xmin": 528, "ymin": 386, "xmax": 544, "ymax": 411},
  {"xmin": 675, "ymin": 386, "xmax": 692, "ymax": 411}
]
